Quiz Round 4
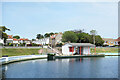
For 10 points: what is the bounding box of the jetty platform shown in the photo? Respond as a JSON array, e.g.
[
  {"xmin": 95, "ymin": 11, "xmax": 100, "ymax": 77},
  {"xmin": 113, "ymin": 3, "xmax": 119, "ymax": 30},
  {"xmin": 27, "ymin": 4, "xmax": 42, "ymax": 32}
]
[{"xmin": 55, "ymin": 54, "xmax": 105, "ymax": 59}]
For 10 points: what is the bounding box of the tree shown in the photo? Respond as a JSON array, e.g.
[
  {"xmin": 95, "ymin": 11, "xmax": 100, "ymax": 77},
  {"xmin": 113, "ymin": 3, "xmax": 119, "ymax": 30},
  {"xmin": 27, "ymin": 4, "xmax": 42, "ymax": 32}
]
[
  {"xmin": 36, "ymin": 34, "xmax": 44, "ymax": 39},
  {"xmin": 90, "ymin": 30, "xmax": 97, "ymax": 44},
  {"xmin": 0, "ymin": 26, "xmax": 10, "ymax": 32},
  {"xmin": 32, "ymin": 39, "xmax": 36, "ymax": 41},
  {"xmin": 49, "ymin": 32, "xmax": 54, "ymax": 36},
  {"xmin": 62, "ymin": 31, "xmax": 78, "ymax": 43},
  {"xmin": 13, "ymin": 35, "xmax": 20, "ymax": 39},
  {"xmin": 44, "ymin": 33, "xmax": 50, "ymax": 38},
  {"xmin": 0, "ymin": 26, "xmax": 10, "ymax": 43},
  {"xmin": 2, "ymin": 32, "xmax": 8, "ymax": 42},
  {"xmin": 77, "ymin": 33, "xmax": 91, "ymax": 43},
  {"xmin": 54, "ymin": 32, "xmax": 58, "ymax": 34},
  {"xmin": 44, "ymin": 32, "xmax": 56, "ymax": 38},
  {"xmin": 95, "ymin": 35, "xmax": 104, "ymax": 46}
]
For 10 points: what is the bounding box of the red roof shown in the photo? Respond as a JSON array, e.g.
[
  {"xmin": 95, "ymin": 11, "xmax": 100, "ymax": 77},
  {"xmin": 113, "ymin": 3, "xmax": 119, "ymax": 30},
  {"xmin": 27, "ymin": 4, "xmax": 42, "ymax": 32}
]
[
  {"xmin": 19, "ymin": 38, "xmax": 29, "ymax": 41},
  {"xmin": 13, "ymin": 38, "xmax": 18, "ymax": 41},
  {"xmin": 116, "ymin": 37, "xmax": 120, "ymax": 41},
  {"xmin": 8, "ymin": 35, "xmax": 13, "ymax": 39}
]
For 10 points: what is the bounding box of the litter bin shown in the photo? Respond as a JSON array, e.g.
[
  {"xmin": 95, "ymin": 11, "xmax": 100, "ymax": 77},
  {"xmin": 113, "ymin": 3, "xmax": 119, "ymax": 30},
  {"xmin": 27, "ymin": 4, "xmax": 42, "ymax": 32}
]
[{"xmin": 47, "ymin": 53, "xmax": 56, "ymax": 60}]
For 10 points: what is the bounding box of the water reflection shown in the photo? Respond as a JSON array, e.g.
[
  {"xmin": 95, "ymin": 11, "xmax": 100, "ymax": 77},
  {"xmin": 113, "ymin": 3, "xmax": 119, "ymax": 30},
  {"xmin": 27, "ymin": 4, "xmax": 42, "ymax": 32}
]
[
  {"xmin": 1, "ymin": 57, "xmax": 118, "ymax": 78},
  {"xmin": 75, "ymin": 58, "xmax": 83, "ymax": 62}
]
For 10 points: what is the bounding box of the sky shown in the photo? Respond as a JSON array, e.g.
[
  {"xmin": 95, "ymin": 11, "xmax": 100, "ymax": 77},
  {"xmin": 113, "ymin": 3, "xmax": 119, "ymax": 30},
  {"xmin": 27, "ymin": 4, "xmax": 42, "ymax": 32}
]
[{"xmin": 0, "ymin": 2, "xmax": 118, "ymax": 39}]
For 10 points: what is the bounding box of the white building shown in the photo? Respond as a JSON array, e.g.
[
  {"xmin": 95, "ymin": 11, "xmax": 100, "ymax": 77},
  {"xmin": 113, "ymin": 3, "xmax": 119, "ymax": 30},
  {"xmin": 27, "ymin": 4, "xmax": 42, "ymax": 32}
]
[
  {"xmin": 6, "ymin": 38, "xmax": 13, "ymax": 44},
  {"xmin": 13, "ymin": 39, "xmax": 19, "ymax": 44},
  {"xmin": 32, "ymin": 37, "xmax": 50, "ymax": 45},
  {"xmin": 62, "ymin": 43, "xmax": 95, "ymax": 55}
]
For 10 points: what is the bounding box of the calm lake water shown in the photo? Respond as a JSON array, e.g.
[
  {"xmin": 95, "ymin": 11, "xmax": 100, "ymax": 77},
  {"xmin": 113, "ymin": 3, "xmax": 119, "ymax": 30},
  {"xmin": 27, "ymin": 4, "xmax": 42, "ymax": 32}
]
[{"xmin": 1, "ymin": 56, "xmax": 119, "ymax": 78}]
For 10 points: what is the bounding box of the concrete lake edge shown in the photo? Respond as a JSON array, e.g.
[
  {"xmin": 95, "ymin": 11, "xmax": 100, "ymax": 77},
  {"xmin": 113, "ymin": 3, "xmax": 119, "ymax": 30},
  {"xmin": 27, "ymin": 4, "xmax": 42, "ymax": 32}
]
[
  {"xmin": 0, "ymin": 54, "xmax": 107, "ymax": 65},
  {"xmin": 1, "ymin": 53, "xmax": 120, "ymax": 65}
]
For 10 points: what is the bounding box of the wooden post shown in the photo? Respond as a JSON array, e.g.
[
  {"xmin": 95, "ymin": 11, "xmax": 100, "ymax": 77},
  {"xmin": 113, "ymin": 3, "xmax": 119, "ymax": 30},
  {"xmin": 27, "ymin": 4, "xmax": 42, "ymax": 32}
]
[{"xmin": 80, "ymin": 46, "xmax": 81, "ymax": 55}]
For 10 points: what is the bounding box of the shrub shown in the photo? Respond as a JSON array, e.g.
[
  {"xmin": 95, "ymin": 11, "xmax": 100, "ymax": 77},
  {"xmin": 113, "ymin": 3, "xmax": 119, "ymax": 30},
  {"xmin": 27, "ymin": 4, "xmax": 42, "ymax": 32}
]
[
  {"xmin": 32, "ymin": 43, "xmax": 38, "ymax": 46},
  {"xmin": 56, "ymin": 43, "xmax": 63, "ymax": 47},
  {"xmin": 9, "ymin": 43, "xmax": 13, "ymax": 46}
]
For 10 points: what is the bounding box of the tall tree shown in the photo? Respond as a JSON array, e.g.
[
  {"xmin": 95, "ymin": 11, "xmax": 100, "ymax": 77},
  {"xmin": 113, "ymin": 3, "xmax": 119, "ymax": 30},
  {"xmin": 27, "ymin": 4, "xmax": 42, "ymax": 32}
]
[
  {"xmin": 90, "ymin": 30, "xmax": 97, "ymax": 44},
  {"xmin": 44, "ymin": 33, "xmax": 50, "ymax": 37},
  {"xmin": 13, "ymin": 35, "xmax": 20, "ymax": 39},
  {"xmin": 95, "ymin": 35, "xmax": 104, "ymax": 46},
  {"xmin": 49, "ymin": 32, "xmax": 54, "ymax": 36},
  {"xmin": 32, "ymin": 39, "xmax": 36, "ymax": 41},
  {"xmin": 62, "ymin": 31, "xmax": 78, "ymax": 43},
  {"xmin": 0, "ymin": 26, "xmax": 10, "ymax": 43},
  {"xmin": 44, "ymin": 32, "xmax": 55, "ymax": 37},
  {"xmin": 36, "ymin": 34, "xmax": 44, "ymax": 39},
  {"xmin": 77, "ymin": 33, "xmax": 91, "ymax": 43},
  {"xmin": 0, "ymin": 26, "xmax": 10, "ymax": 32}
]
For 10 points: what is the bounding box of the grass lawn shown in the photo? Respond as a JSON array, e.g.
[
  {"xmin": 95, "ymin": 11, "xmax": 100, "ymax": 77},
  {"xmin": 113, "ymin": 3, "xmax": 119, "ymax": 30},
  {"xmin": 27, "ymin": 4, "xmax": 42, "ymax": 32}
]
[
  {"xmin": 90, "ymin": 47, "xmax": 118, "ymax": 53},
  {"xmin": 1, "ymin": 48, "xmax": 47, "ymax": 57},
  {"xmin": 0, "ymin": 47, "xmax": 118, "ymax": 57}
]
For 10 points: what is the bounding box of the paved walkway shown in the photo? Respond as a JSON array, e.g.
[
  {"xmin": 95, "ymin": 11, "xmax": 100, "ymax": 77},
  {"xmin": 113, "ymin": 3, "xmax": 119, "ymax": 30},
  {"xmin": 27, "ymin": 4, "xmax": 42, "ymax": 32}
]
[{"xmin": 1, "ymin": 55, "xmax": 47, "ymax": 65}]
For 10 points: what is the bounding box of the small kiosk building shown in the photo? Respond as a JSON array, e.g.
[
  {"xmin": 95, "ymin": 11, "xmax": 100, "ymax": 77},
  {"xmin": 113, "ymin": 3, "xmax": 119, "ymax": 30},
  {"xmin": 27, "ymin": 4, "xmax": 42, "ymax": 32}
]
[{"xmin": 62, "ymin": 43, "xmax": 95, "ymax": 55}]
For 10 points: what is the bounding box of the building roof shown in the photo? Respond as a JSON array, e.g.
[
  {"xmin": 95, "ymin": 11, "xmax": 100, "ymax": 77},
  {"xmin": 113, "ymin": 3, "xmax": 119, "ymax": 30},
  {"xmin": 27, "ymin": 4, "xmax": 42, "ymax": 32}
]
[
  {"xmin": 65, "ymin": 43, "xmax": 95, "ymax": 47},
  {"xmin": 102, "ymin": 38, "xmax": 116, "ymax": 41},
  {"xmin": 116, "ymin": 37, "xmax": 120, "ymax": 41},
  {"xmin": 19, "ymin": 38, "xmax": 29, "ymax": 41},
  {"xmin": 8, "ymin": 35, "xmax": 13, "ymax": 39},
  {"xmin": 13, "ymin": 38, "xmax": 18, "ymax": 41}
]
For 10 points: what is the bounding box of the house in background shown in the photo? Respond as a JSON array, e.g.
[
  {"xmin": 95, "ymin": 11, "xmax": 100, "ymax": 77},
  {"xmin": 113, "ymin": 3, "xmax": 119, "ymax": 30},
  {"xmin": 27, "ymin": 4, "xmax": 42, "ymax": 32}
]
[
  {"xmin": 6, "ymin": 35, "xmax": 13, "ymax": 44},
  {"xmin": 116, "ymin": 37, "xmax": 120, "ymax": 46},
  {"xmin": 6, "ymin": 35, "xmax": 31, "ymax": 46},
  {"xmin": 62, "ymin": 43, "xmax": 95, "ymax": 55},
  {"xmin": 18, "ymin": 38, "xmax": 31, "ymax": 46},
  {"xmin": 32, "ymin": 32, "xmax": 63, "ymax": 47},
  {"xmin": 102, "ymin": 38, "xmax": 118, "ymax": 46},
  {"xmin": 32, "ymin": 37, "xmax": 50, "ymax": 45},
  {"xmin": 54, "ymin": 32, "xmax": 62, "ymax": 45},
  {"xmin": 6, "ymin": 35, "xmax": 19, "ymax": 46},
  {"xmin": 50, "ymin": 32, "xmax": 63, "ymax": 47},
  {"xmin": 18, "ymin": 38, "xmax": 30, "ymax": 44},
  {"xmin": 13, "ymin": 38, "xmax": 19, "ymax": 46}
]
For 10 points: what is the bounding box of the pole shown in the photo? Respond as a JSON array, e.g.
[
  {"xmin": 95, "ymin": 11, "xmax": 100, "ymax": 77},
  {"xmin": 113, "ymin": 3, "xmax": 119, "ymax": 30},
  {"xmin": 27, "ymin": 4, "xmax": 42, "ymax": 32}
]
[
  {"xmin": 80, "ymin": 46, "xmax": 81, "ymax": 55},
  {"xmin": 72, "ymin": 46, "xmax": 74, "ymax": 55}
]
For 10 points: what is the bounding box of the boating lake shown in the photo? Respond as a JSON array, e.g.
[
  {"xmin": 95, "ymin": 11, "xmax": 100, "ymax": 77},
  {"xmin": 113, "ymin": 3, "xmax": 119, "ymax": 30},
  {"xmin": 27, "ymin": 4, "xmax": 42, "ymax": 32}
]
[{"xmin": 1, "ymin": 56, "xmax": 119, "ymax": 78}]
